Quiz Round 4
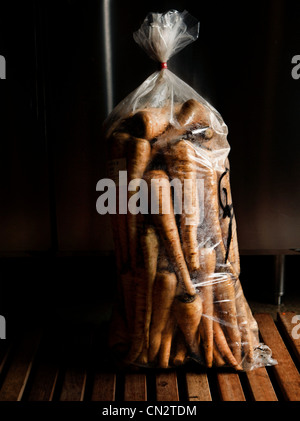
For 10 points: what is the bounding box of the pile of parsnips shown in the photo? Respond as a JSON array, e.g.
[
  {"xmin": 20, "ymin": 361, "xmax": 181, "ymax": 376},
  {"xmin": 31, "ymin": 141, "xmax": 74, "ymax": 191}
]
[{"xmin": 107, "ymin": 98, "xmax": 258, "ymax": 370}]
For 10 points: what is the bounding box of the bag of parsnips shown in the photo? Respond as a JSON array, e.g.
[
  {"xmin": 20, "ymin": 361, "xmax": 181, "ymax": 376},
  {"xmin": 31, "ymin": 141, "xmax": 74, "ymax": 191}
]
[{"xmin": 103, "ymin": 10, "xmax": 276, "ymax": 371}]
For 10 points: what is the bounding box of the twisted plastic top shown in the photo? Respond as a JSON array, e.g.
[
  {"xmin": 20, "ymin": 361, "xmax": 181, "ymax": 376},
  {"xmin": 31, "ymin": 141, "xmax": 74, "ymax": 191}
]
[{"xmin": 133, "ymin": 10, "xmax": 200, "ymax": 64}]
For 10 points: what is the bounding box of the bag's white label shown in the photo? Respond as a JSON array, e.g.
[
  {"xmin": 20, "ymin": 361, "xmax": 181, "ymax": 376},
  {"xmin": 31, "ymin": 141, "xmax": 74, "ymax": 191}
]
[{"xmin": 107, "ymin": 158, "xmax": 127, "ymax": 185}]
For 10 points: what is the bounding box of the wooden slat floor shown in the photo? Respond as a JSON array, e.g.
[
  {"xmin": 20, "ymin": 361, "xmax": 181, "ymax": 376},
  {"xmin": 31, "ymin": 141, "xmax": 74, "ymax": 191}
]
[{"xmin": 0, "ymin": 312, "xmax": 299, "ymax": 402}]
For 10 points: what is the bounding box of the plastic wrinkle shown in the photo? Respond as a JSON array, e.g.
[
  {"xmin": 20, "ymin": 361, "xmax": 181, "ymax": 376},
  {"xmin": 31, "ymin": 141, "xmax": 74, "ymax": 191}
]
[{"xmin": 245, "ymin": 344, "xmax": 278, "ymax": 371}]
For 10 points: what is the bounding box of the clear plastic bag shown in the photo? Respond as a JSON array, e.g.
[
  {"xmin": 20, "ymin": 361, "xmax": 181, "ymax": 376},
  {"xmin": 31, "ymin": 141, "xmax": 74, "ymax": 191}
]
[{"xmin": 104, "ymin": 10, "xmax": 277, "ymax": 371}]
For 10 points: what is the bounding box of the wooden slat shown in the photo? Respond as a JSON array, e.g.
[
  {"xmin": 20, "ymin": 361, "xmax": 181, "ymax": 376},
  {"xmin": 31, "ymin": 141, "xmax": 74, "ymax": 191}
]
[
  {"xmin": 91, "ymin": 372, "xmax": 116, "ymax": 401},
  {"xmin": 27, "ymin": 334, "xmax": 61, "ymax": 401},
  {"xmin": 217, "ymin": 372, "xmax": 246, "ymax": 401},
  {"xmin": 27, "ymin": 362, "xmax": 59, "ymax": 401},
  {"xmin": 277, "ymin": 312, "xmax": 300, "ymax": 364},
  {"xmin": 58, "ymin": 328, "xmax": 91, "ymax": 402},
  {"xmin": 255, "ymin": 313, "xmax": 300, "ymax": 401},
  {"xmin": 186, "ymin": 372, "xmax": 212, "ymax": 401},
  {"xmin": 156, "ymin": 371, "xmax": 179, "ymax": 401},
  {"xmin": 59, "ymin": 368, "xmax": 87, "ymax": 401},
  {"xmin": 246, "ymin": 367, "xmax": 277, "ymax": 401},
  {"xmin": 1, "ymin": 313, "xmax": 299, "ymax": 402},
  {"xmin": 0, "ymin": 342, "xmax": 13, "ymax": 378},
  {"xmin": 124, "ymin": 373, "xmax": 147, "ymax": 401},
  {"xmin": 0, "ymin": 330, "xmax": 41, "ymax": 401}
]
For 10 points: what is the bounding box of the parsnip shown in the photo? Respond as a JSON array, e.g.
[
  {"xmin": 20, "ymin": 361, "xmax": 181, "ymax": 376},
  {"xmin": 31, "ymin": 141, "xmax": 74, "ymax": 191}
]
[
  {"xmin": 173, "ymin": 294, "xmax": 203, "ymax": 357},
  {"xmin": 148, "ymin": 271, "xmax": 177, "ymax": 362},
  {"xmin": 198, "ymin": 248, "xmax": 216, "ymax": 367},
  {"xmin": 143, "ymin": 169, "xmax": 195, "ymax": 296},
  {"xmin": 151, "ymin": 99, "xmax": 210, "ymax": 156},
  {"xmin": 127, "ymin": 136, "xmax": 151, "ymax": 269},
  {"xmin": 165, "ymin": 139, "xmax": 200, "ymax": 272},
  {"xmin": 235, "ymin": 279, "xmax": 254, "ymax": 363},
  {"xmin": 213, "ymin": 315, "xmax": 241, "ymax": 370},
  {"xmin": 158, "ymin": 315, "xmax": 176, "ymax": 368},
  {"xmin": 173, "ymin": 330, "xmax": 187, "ymax": 366},
  {"xmin": 196, "ymin": 160, "xmax": 242, "ymax": 363},
  {"xmin": 124, "ymin": 106, "xmax": 173, "ymax": 140},
  {"xmin": 140, "ymin": 225, "xmax": 160, "ymax": 348}
]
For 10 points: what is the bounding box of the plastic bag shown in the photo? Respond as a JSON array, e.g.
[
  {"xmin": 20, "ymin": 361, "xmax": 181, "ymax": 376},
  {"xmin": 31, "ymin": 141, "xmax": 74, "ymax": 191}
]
[{"xmin": 104, "ymin": 10, "xmax": 277, "ymax": 371}]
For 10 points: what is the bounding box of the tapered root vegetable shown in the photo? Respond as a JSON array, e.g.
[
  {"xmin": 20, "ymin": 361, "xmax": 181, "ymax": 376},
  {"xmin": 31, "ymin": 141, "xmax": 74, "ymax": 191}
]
[
  {"xmin": 165, "ymin": 140, "xmax": 200, "ymax": 272},
  {"xmin": 127, "ymin": 136, "xmax": 151, "ymax": 268},
  {"xmin": 157, "ymin": 243, "xmax": 170, "ymax": 271},
  {"xmin": 196, "ymin": 159, "xmax": 242, "ymax": 362},
  {"xmin": 123, "ymin": 106, "xmax": 173, "ymax": 140},
  {"xmin": 198, "ymin": 248, "xmax": 216, "ymax": 367},
  {"xmin": 199, "ymin": 321, "xmax": 226, "ymax": 367},
  {"xmin": 143, "ymin": 170, "xmax": 195, "ymax": 296},
  {"xmin": 148, "ymin": 271, "xmax": 177, "ymax": 362},
  {"xmin": 196, "ymin": 162, "xmax": 226, "ymax": 263},
  {"xmin": 158, "ymin": 315, "xmax": 176, "ymax": 368},
  {"xmin": 107, "ymin": 97, "xmax": 258, "ymax": 371},
  {"xmin": 235, "ymin": 279, "xmax": 254, "ymax": 363},
  {"xmin": 138, "ymin": 346, "xmax": 149, "ymax": 366},
  {"xmin": 240, "ymin": 290, "xmax": 260, "ymax": 348},
  {"xmin": 177, "ymin": 98, "xmax": 210, "ymax": 127},
  {"xmin": 213, "ymin": 342, "xmax": 226, "ymax": 367},
  {"xmin": 214, "ymin": 274, "xmax": 242, "ymax": 364},
  {"xmin": 213, "ymin": 316, "xmax": 241, "ymax": 370},
  {"xmin": 173, "ymin": 331, "xmax": 187, "ymax": 366},
  {"xmin": 173, "ymin": 294, "xmax": 203, "ymax": 357},
  {"xmin": 140, "ymin": 225, "xmax": 160, "ymax": 348},
  {"xmin": 195, "ymin": 159, "xmax": 237, "ymax": 277},
  {"xmin": 152, "ymin": 99, "xmax": 210, "ymax": 155}
]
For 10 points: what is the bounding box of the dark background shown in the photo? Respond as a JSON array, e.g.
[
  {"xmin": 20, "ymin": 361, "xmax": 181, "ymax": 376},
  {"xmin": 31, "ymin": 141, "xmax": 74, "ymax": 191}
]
[{"xmin": 0, "ymin": 0, "xmax": 300, "ymax": 331}]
